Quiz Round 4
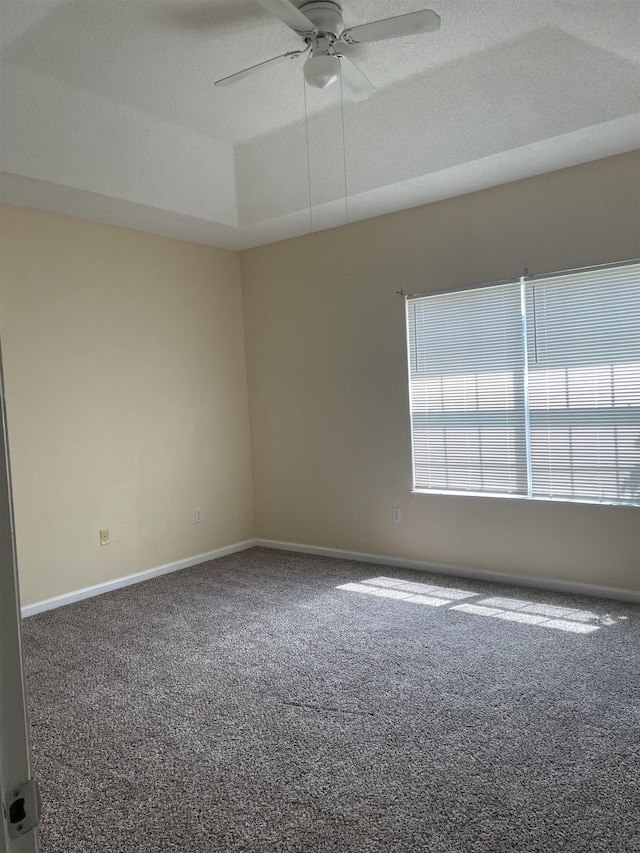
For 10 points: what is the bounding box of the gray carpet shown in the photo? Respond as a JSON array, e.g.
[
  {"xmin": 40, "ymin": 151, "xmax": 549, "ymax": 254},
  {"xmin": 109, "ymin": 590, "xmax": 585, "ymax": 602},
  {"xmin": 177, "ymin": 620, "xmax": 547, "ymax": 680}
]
[{"xmin": 22, "ymin": 547, "xmax": 640, "ymax": 852}]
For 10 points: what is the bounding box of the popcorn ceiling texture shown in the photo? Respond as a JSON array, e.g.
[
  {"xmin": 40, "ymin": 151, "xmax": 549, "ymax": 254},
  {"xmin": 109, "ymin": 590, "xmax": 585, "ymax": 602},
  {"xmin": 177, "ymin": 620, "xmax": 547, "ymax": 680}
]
[
  {"xmin": 23, "ymin": 547, "xmax": 640, "ymax": 853},
  {"xmin": 1, "ymin": 0, "xmax": 638, "ymax": 247}
]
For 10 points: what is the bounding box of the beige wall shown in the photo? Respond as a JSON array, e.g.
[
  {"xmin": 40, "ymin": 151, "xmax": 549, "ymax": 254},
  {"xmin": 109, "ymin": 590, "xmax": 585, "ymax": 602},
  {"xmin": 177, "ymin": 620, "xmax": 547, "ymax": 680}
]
[
  {"xmin": 241, "ymin": 152, "xmax": 640, "ymax": 592},
  {"xmin": 0, "ymin": 205, "xmax": 254, "ymax": 605},
  {"xmin": 1, "ymin": 153, "xmax": 639, "ymax": 607}
]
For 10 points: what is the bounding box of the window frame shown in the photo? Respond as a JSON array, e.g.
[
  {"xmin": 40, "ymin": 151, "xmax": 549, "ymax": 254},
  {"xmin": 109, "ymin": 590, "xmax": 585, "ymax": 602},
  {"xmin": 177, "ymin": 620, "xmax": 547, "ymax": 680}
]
[{"xmin": 405, "ymin": 259, "xmax": 640, "ymax": 508}]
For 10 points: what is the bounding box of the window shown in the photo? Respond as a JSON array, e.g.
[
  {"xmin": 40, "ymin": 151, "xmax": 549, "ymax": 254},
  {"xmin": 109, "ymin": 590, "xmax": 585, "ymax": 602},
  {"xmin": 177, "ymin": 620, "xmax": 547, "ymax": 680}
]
[{"xmin": 406, "ymin": 261, "xmax": 640, "ymax": 506}]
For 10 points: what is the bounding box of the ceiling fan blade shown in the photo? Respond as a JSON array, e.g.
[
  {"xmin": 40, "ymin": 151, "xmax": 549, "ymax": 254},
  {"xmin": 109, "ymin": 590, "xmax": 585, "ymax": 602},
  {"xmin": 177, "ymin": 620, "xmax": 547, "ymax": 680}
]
[
  {"xmin": 338, "ymin": 55, "xmax": 376, "ymax": 103},
  {"xmin": 342, "ymin": 9, "xmax": 441, "ymax": 44},
  {"xmin": 215, "ymin": 50, "xmax": 304, "ymax": 87},
  {"xmin": 254, "ymin": 0, "xmax": 318, "ymax": 35}
]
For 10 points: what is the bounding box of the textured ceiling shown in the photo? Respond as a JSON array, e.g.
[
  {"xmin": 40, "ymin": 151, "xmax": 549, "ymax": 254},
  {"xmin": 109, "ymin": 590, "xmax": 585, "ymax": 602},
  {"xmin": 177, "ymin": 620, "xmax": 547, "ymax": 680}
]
[{"xmin": 1, "ymin": 0, "xmax": 639, "ymax": 249}]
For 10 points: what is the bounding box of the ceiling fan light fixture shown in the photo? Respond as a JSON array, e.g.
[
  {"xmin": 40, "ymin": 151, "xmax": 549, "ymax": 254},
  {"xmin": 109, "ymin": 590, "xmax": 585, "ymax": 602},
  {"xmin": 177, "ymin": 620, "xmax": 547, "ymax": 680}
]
[{"xmin": 303, "ymin": 53, "xmax": 340, "ymax": 88}]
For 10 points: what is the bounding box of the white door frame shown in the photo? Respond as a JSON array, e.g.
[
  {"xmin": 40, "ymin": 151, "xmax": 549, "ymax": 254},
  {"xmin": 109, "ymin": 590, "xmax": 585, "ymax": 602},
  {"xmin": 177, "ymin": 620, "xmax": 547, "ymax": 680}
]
[{"xmin": 0, "ymin": 342, "xmax": 39, "ymax": 853}]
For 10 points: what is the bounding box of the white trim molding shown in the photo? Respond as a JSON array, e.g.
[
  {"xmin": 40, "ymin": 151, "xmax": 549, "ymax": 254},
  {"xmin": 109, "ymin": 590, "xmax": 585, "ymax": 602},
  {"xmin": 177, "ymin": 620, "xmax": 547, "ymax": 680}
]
[
  {"xmin": 22, "ymin": 537, "xmax": 640, "ymax": 617},
  {"xmin": 21, "ymin": 540, "xmax": 258, "ymax": 618},
  {"xmin": 255, "ymin": 539, "xmax": 640, "ymax": 604}
]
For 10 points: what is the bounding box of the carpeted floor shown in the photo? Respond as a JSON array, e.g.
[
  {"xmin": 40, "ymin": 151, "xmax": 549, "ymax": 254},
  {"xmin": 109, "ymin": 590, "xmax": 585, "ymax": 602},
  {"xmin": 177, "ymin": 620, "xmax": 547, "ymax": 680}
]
[{"xmin": 22, "ymin": 547, "xmax": 640, "ymax": 852}]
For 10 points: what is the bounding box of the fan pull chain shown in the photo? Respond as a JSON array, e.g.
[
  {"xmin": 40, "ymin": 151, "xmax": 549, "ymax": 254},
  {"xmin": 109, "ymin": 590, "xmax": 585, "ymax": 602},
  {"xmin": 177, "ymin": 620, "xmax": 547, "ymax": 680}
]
[
  {"xmin": 302, "ymin": 75, "xmax": 317, "ymax": 284},
  {"xmin": 339, "ymin": 66, "xmax": 352, "ymax": 280},
  {"xmin": 303, "ymin": 76, "xmax": 313, "ymax": 237}
]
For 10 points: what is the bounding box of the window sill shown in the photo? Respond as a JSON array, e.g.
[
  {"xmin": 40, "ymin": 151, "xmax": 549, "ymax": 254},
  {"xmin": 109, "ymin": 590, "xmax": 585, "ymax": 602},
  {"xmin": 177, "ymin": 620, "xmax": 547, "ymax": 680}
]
[{"xmin": 410, "ymin": 489, "xmax": 640, "ymax": 508}]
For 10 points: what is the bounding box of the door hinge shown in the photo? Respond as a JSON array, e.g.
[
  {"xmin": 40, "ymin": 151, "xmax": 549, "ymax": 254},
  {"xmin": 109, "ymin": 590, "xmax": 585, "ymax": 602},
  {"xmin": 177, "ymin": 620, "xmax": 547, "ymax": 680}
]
[{"xmin": 3, "ymin": 778, "xmax": 41, "ymax": 840}]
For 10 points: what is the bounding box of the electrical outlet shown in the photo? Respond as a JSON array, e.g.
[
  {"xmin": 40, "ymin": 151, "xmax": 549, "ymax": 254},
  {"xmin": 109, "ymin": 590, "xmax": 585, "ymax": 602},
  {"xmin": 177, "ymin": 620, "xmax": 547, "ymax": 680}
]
[
  {"xmin": 195, "ymin": 509, "xmax": 203, "ymax": 523},
  {"xmin": 100, "ymin": 529, "xmax": 110, "ymax": 545},
  {"xmin": 392, "ymin": 507, "xmax": 402, "ymax": 524}
]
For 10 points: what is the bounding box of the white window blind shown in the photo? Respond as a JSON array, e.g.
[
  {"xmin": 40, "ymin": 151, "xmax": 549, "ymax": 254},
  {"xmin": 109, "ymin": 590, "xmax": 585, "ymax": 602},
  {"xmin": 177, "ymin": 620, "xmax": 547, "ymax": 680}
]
[
  {"xmin": 407, "ymin": 282, "xmax": 528, "ymax": 496},
  {"xmin": 406, "ymin": 261, "xmax": 640, "ymax": 506},
  {"xmin": 525, "ymin": 263, "xmax": 640, "ymax": 504}
]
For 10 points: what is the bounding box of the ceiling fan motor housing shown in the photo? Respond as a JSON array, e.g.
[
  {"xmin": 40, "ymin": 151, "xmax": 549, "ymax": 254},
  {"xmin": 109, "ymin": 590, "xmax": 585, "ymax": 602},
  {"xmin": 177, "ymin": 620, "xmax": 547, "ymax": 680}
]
[{"xmin": 299, "ymin": 2, "xmax": 344, "ymax": 39}]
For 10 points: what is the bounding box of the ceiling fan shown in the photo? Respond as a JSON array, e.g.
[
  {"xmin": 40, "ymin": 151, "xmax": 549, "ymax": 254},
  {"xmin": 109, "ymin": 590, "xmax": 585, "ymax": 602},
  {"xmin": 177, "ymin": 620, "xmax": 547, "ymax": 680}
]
[{"xmin": 215, "ymin": 0, "xmax": 441, "ymax": 102}]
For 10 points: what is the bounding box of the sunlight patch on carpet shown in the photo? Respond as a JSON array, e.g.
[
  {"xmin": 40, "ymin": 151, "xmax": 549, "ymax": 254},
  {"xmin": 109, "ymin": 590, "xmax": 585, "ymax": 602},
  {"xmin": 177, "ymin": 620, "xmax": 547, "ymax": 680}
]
[{"xmin": 336, "ymin": 576, "xmax": 625, "ymax": 634}]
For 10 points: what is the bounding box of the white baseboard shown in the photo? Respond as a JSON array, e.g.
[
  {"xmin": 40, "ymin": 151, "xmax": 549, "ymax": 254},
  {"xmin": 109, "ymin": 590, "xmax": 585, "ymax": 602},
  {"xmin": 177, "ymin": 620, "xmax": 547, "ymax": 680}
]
[
  {"xmin": 21, "ymin": 539, "xmax": 258, "ymax": 618},
  {"xmin": 255, "ymin": 539, "xmax": 640, "ymax": 604},
  {"xmin": 22, "ymin": 536, "xmax": 640, "ymax": 617}
]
